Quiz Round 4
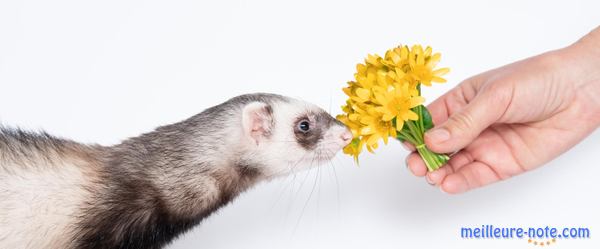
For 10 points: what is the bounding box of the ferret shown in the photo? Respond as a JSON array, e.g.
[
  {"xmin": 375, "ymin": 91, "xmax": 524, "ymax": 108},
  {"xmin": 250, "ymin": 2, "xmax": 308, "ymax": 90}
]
[{"xmin": 0, "ymin": 93, "xmax": 352, "ymax": 249}]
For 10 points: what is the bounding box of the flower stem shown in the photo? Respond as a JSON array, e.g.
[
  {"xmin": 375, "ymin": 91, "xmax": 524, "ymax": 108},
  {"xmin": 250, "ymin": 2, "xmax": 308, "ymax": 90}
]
[
  {"xmin": 404, "ymin": 114, "xmax": 450, "ymax": 172},
  {"xmin": 405, "ymin": 121, "xmax": 423, "ymax": 143},
  {"xmin": 398, "ymin": 130, "xmax": 419, "ymax": 145},
  {"xmin": 416, "ymin": 144, "xmax": 449, "ymax": 171}
]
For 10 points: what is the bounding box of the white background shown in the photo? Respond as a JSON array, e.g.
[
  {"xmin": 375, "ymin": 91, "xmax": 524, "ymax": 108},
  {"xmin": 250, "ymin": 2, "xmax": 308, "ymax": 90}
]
[{"xmin": 1, "ymin": 0, "xmax": 599, "ymax": 248}]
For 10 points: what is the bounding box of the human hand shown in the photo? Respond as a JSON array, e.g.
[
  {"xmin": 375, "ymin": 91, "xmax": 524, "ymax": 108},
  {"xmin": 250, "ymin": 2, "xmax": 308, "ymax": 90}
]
[{"xmin": 406, "ymin": 26, "xmax": 600, "ymax": 194}]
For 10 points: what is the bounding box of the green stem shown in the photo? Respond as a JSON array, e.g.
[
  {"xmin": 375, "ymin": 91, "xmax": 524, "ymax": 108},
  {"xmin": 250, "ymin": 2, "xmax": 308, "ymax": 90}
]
[
  {"xmin": 402, "ymin": 106, "xmax": 450, "ymax": 171},
  {"xmin": 416, "ymin": 145, "xmax": 449, "ymax": 171},
  {"xmin": 398, "ymin": 130, "xmax": 419, "ymax": 145},
  {"xmin": 405, "ymin": 121, "xmax": 423, "ymax": 144},
  {"xmin": 418, "ymin": 106, "xmax": 425, "ymax": 135},
  {"xmin": 396, "ymin": 133, "xmax": 410, "ymax": 143}
]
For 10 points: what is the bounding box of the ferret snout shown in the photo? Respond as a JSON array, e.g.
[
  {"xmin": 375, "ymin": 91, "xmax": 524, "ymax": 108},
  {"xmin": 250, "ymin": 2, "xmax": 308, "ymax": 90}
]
[
  {"xmin": 340, "ymin": 129, "xmax": 352, "ymax": 145},
  {"xmin": 330, "ymin": 125, "xmax": 352, "ymax": 147},
  {"xmin": 327, "ymin": 117, "xmax": 352, "ymax": 147}
]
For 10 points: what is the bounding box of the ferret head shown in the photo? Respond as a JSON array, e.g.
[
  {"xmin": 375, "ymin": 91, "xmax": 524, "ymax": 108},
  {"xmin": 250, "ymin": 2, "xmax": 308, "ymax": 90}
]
[{"xmin": 240, "ymin": 95, "xmax": 351, "ymax": 177}]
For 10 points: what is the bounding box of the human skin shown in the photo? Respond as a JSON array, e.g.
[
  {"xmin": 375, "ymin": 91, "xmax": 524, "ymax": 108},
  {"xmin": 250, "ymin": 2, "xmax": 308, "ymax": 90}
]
[{"xmin": 406, "ymin": 26, "xmax": 600, "ymax": 194}]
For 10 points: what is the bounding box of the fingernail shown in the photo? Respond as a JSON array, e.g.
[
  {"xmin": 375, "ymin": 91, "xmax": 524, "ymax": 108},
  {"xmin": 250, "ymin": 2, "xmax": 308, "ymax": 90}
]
[
  {"xmin": 425, "ymin": 175, "xmax": 435, "ymax": 186},
  {"xmin": 400, "ymin": 142, "xmax": 410, "ymax": 151},
  {"xmin": 426, "ymin": 128, "xmax": 450, "ymax": 143}
]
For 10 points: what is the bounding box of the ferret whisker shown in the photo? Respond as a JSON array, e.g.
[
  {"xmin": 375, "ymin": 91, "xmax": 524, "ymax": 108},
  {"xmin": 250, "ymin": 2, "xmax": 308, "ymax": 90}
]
[
  {"xmin": 292, "ymin": 162, "xmax": 314, "ymax": 196},
  {"xmin": 320, "ymin": 149, "xmax": 343, "ymax": 220},
  {"xmin": 329, "ymin": 159, "xmax": 341, "ymax": 216},
  {"xmin": 279, "ymin": 163, "xmax": 301, "ymax": 228},
  {"xmin": 287, "ymin": 155, "xmax": 316, "ymax": 220},
  {"xmin": 292, "ymin": 152, "xmax": 321, "ymax": 235},
  {"xmin": 269, "ymin": 170, "xmax": 297, "ymax": 213},
  {"xmin": 287, "ymin": 162, "xmax": 315, "ymax": 235},
  {"xmin": 269, "ymin": 151, "xmax": 308, "ymax": 213},
  {"xmin": 317, "ymin": 157, "xmax": 324, "ymax": 221}
]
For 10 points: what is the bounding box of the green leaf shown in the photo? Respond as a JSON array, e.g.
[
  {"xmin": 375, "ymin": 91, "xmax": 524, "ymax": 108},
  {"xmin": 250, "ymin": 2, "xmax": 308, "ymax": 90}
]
[{"xmin": 418, "ymin": 105, "xmax": 434, "ymax": 131}]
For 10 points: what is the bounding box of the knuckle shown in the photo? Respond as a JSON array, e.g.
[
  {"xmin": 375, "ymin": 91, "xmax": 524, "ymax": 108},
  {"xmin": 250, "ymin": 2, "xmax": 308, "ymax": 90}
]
[
  {"xmin": 486, "ymin": 83, "xmax": 512, "ymax": 103},
  {"xmin": 448, "ymin": 111, "xmax": 475, "ymax": 133},
  {"xmin": 480, "ymin": 77, "xmax": 515, "ymax": 104}
]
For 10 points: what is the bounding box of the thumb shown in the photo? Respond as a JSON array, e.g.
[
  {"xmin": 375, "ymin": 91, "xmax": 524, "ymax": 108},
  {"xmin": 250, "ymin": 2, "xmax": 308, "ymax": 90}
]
[{"xmin": 424, "ymin": 88, "xmax": 509, "ymax": 153}]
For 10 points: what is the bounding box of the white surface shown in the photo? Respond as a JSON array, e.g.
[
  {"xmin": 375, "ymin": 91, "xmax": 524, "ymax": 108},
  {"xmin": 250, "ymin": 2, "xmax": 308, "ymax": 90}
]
[{"xmin": 1, "ymin": 0, "xmax": 599, "ymax": 248}]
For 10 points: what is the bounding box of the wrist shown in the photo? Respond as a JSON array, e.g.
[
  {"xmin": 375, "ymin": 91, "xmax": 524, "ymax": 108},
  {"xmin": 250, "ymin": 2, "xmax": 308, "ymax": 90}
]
[
  {"xmin": 575, "ymin": 27, "xmax": 600, "ymax": 127},
  {"xmin": 564, "ymin": 27, "xmax": 600, "ymax": 85},
  {"xmin": 560, "ymin": 28, "xmax": 600, "ymax": 127}
]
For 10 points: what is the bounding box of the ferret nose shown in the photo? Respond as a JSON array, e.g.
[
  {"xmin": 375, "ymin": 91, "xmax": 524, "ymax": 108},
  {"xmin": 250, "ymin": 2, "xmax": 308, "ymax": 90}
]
[{"xmin": 340, "ymin": 130, "xmax": 353, "ymax": 145}]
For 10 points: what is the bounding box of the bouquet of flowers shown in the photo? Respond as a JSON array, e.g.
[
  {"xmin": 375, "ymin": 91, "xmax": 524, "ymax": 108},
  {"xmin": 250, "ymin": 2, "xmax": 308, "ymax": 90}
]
[{"xmin": 336, "ymin": 45, "xmax": 450, "ymax": 171}]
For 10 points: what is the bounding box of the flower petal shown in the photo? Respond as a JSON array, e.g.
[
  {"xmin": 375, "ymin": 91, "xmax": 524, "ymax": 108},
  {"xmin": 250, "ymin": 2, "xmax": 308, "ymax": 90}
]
[
  {"xmin": 355, "ymin": 88, "xmax": 371, "ymax": 100},
  {"xmin": 433, "ymin": 67, "xmax": 450, "ymax": 76},
  {"xmin": 410, "ymin": 96, "xmax": 425, "ymax": 108},
  {"xmin": 395, "ymin": 119, "xmax": 404, "ymax": 131},
  {"xmin": 360, "ymin": 126, "xmax": 374, "ymax": 135},
  {"xmin": 432, "ymin": 76, "xmax": 447, "ymax": 83},
  {"xmin": 405, "ymin": 110, "xmax": 419, "ymax": 120},
  {"xmin": 382, "ymin": 113, "xmax": 395, "ymax": 121}
]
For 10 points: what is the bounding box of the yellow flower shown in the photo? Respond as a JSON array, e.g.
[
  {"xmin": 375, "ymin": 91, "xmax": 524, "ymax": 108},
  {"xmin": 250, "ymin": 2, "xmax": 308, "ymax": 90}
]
[
  {"xmin": 337, "ymin": 44, "xmax": 449, "ymax": 161},
  {"xmin": 357, "ymin": 106, "xmax": 397, "ymax": 147},
  {"xmin": 407, "ymin": 45, "xmax": 450, "ymax": 86},
  {"xmin": 374, "ymin": 83, "xmax": 425, "ymax": 131},
  {"xmin": 343, "ymin": 138, "xmax": 364, "ymax": 163}
]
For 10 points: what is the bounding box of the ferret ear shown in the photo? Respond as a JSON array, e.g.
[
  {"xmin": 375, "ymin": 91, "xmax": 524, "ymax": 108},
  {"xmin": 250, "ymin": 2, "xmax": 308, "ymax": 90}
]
[{"xmin": 242, "ymin": 102, "xmax": 273, "ymax": 145}]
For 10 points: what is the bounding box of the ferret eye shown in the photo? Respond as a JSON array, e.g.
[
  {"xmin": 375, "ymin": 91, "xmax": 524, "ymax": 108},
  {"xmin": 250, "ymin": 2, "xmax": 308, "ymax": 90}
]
[{"xmin": 298, "ymin": 120, "xmax": 310, "ymax": 132}]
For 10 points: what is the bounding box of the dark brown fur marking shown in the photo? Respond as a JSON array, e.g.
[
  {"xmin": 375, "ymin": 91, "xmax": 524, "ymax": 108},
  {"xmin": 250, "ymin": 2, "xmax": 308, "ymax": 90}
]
[{"xmin": 293, "ymin": 111, "xmax": 337, "ymax": 150}]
